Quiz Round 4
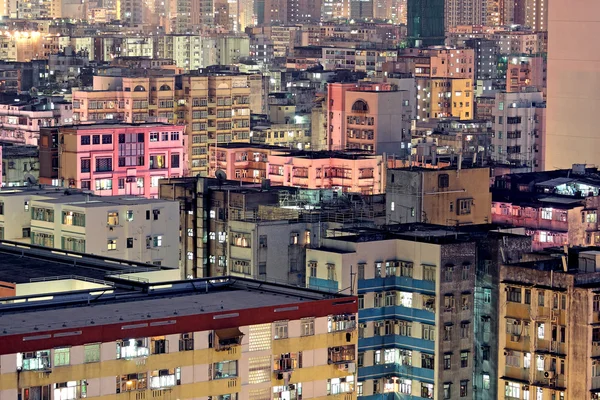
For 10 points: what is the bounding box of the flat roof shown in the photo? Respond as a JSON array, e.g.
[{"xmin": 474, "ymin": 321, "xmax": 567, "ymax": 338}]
[
  {"xmin": 0, "ymin": 240, "xmax": 168, "ymax": 286},
  {"xmin": 34, "ymin": 193, "xmax": 173, "ymax": 208},
  {"xmin": 62, "ymin": 122, "xmax": 184, "ymax": 130},
  {"xmin": 0, "ymin": 276, "xmax": 351, "ymax": 338}
]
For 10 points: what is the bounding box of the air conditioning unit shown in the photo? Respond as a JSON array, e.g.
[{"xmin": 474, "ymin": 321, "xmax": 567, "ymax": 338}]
[
  {"xmin": 511, "ymin": 334, "xmax": 520, "ymax": 342},
  {"xmin": 544, "ymin": 371, "xmax": 555, "ymax": 379}
]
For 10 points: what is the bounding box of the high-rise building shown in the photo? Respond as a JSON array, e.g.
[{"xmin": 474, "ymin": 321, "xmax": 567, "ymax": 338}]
[
  {"xmin": 524, "ymin": 0, "xmax": 547, "ymax": 31},
  {"xmin": 350, "ymin": 0, "xmax": 373, "ymax": 19},
  {"xmin": 498, "ymin": 248, "xmax": 600, "ymax": 400},
  {"xmin": 307, "ymin": 225, "xmax": 531, "ymax": 400},
  {"xmin": 0, "ymin": 276, "xmax": 359, "ymax": 400},
  {"xmin": 327, "ymin": 81, "xmax": 413, "ymax": 155},
  {"xmin": 544, "ymin": 0, "xmax": 592, "ymax": 170},
  {"xmin": 407, "ymin": 0, "xmax": 444, "ymax": 47}
]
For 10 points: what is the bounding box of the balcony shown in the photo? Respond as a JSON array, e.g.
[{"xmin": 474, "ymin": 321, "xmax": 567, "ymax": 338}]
[
  {"xmin": 503, "ymin": 365, "xmax": 530, "ymax": 383},
  {"xmin": 360, "ymin": 305, "xmax": 435, "ymax": 324},
  {"xmin": 358, "ymin": 363, "xmax": 434, "ymax": 382},
  {"xmin": 359, "ymin": 334, "xmax": 435, "ymax": 353},
  {"xmin": 358, "ymin": 276, "xmax": 435, "ymax": 295},
  {"xmin": 328, "ymin": 345, "xmax": 355, "ymax": 364}
]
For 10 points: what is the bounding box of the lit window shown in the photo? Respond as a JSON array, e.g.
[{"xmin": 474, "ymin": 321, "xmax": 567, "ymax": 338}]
[{"xmin": 107, "ymin": 239, "xmax": 117, "ymax": 250}]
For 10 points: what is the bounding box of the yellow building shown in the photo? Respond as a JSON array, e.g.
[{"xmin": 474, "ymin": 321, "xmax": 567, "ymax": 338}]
[
  {"xmin": 417, "ymin": 77, "xmax": 474, "ymax": 121},
  {"xmin": 386, "ymin": 166, "xmax": 492, "ymax": 225},
  {"xmin": 72, "ymin": 73, "xmax": 252, "ymax": 175},
  {"xmin": 497, "ymin": 249, "xmax": 600, "ymax": 400},
  {"xmin": 0, "ymin": 277, "xmax": 358, "ymax": 400}
]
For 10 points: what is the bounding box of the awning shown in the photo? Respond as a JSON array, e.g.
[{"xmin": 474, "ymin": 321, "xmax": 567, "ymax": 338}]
[{"xmin": 215, "ymin": 328, "xmax": 244, "ymax": 341}]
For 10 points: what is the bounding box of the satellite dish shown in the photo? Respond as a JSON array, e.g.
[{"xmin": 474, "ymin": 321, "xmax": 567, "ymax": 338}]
[
  {"xmin": 215, "ymin": 169, "xmax": 227, "ymax": 189},
  {"xmin": 215, "ymin": 169, "xmax": 227, "ymax": 181},
  {"xmin": 24, "ymin": 173, "xmax": 37, "ymax": 185}
]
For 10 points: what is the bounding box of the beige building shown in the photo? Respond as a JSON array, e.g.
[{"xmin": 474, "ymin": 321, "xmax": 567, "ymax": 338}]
[
  {"xmin": 72, "ymin": 73, "xmax": 252, "ymax": 175},
  {"xmin": 545, "ymin": 0, "xmax": 596, "ymax": 170},
  {"xmin": 386, "ymin": 166, "xmax": 492, "ymax": 225}
]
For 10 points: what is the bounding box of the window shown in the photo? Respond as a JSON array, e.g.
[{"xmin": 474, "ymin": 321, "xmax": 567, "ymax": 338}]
[
  {"xmin": 443, "ymin": 383, "xmax": 451, "ymax": 399},
  {"xmin": 327, "ymin": 376, "xmax": 354, "ymax": 395},
  {"xmin": 117, "ymin": 373, "xmax": 147, "ymax": 392},
  {"xmin": 538, "ymin": 290, "xmax": 545, "ymax": 306},
  {"xmin": 460, "ymin": 381, "xmax": 468, "ymax": 397},
  {"xmin": 127, "ymin": 238, "xmax": 134, "ymax": 248},
  {"xmin": 274, "ymin": 321, "xmax": 288, "ymax": 339},
  {"xmin": 54, "ymin": 348, "xmax": 70, "ymax": 366},
  {"xmin": 301, "ymin": 318, "xmax": 314, "ymax": 336},
  {"xmin": 18, "ymin": 350, "xmax": 51, "ymax": 371},
  {"xmin": 80, "ymin": 159, "xmax": 90, "ymax": 173},
  {"xmin": 63, "ymin": 211, "xmax": 85, "ymax": 227},
  {"xmin": 102, "ymin": 134, "xmax": 112, "ymax": 144},
  {"xmin": 95, "ymin": 157, "xmax": 112, "ymax": 172},
  {"xmin": 461, "ymin": 263, "xmax": 470, "ymax": 280},
  {"xmin": 84, "ymin": 344, "xmax": 100, "ymax": 363},
  {"xmin": 95, "ymin": 178, "xmax": 112, "ymax": 191},
  {"xmin": 327, "ymin": 263, "xmax": 336, "ymax": 280},
  {"xmin": 171, "ymin": 154, "xmax": 180, "ymax": 168},
  {"xmin": 24, "ymin": 201, "xmax": 29, "ymax": 211},
  {"xmin": 328, "ymin": 314, "xmax": 356, "ymax": 332},
  {"xmin": 107, "ymin": 239, "xmax": 117, "ymax": 250},
  {"xmin": 461, "ymin": 294, "xmax": 470, "ymax": 310},
  {"xmin": 81, "ymin": 135, "xmax": 90, "ymax": 145},
  {"xmin": 117, "ymin": 338, "xmax": 149, "ymax": 359},
  {"xmin": 438, "ymin": 173, "xmax": 449, "ymax": 188},
  {"xmin": 421, "ymin": 353, "xmax": 434, "ymax": 369},
  {"xmin": 107, "ymin": 212, "xmax": 119, "ymax": 225},
  {"xmin": 525, "ymin": 289, "xmax": 531, "ymax": 304},
  {"xmin": 308, "ymin": 261, "xmax": 317, "ymax": 278},
  {"xmin": 92, "ymin": 135, "xmax": 100, "ymax": 145},
  {"xmin": 507, "ymin": 287, "xmax": 522, "ymax": 303},
  {"xmin": 422, "ymin": 324, "xmax": 435, "ymax": 341},
  {"xmin": 505, "ymin": 382, "xmax": 520, "ymax": 398},
  {"xmin": 357, "ymin": 263, "xmax": 365, "ymax": 280},
  {"xmin": 444, "ymin": 265, "xmax": 453, "ymax": 282},
  {"xmin": 460, "ymin": 322, "xmax": 470, "ymax": 339},
  {"xmin": 211, "ymin": 360, "xmax": 238, "ymax": 379},
  {"xmin": 423, "ymin": 264, "xmax": 436, "ymax": 282},
  {"xmin": 460, "ymin": 351, "xmax": 468, "ymax": 367},
  {"xmin": 537, "ymin": 323, "xmax": 545, "ymax": 339},
  {"xmin": 484, "ymin": 288, "xmax": 492, "ymax": 303},
  {"xmin": 444, "ymin": 325, "xmax": 453, "ymax": 341},
  {"xmin": 457, "ymin": 198, "xmax": 472, "ymax": 215},
  {"xmin": 444, "ymin": 354, "xmax": 451, "ymax": 369},
  {"xmin": 153, "ymin": 235, "xmax": 163, "ymax": 247},
  {"xmin": 541, "ymin": 208, "xmax": 553, "ymax": 220},
  {"xmin": 150, "ymin": 155, "xmax": 166, "ymax": 169},
  {"xmin": 150, "ymin": 367, "xmax": 180, "ymax": 389}
]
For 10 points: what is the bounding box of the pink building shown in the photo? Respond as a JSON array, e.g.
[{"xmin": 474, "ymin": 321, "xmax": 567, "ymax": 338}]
[
  {"xmin": 326, "ymin": 81, "xmax": 413, "ymax": 155},
  {"xmin": 267, "ymin": 150, "xmax": 385, "ymax": 194},
  {"xmin": 59, "ymin": 122, "xmax": 186, "ymax": 198}
]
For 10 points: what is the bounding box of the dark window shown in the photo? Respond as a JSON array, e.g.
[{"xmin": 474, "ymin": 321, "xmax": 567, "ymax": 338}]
[
  {"xmin": 95, "ymin": 158, "xmax": 113, "ymax": 172},
  {"xmin": 118, "ymin": 178, "xmax": 125, "ymax": 189},
  {"xmin": 81, "ymin": 135, "xmax": 90, "ymax": 145},
  {"xmin": 153, "ymin": 209, "xmax": 160, "ymax": 220},
  {"xmin": 146, "ymin": 210, "xmax": 151, "ymax": 220},
  {"xmin": 22, "ymin": 228, "xmax": 31, "ymax": 238},
  {"xmin": 443, "ymin": 354, "xmax": 451, "ymax": 369},
  {"xmin": 80, "ymin": 159, "xmax": 90, "ymax": 173},
  {"xmin": 81, "ymin": 180, "xmax": 90, "ymax": 189},
  {"xmin": 438, "ymin": 174, "xmax": 449, "ymax": 188},
  {"xmin": 171, "ymin": 154, "xmax": 180, "ymax": 168},
  {"xmin": 127, "ymin": 237, "xmax": 134, "ymax": 248},
  {"xmin": 92, "ymin": 135, "xmax": 100, "ymax": 144},
  {"xmin": 102, "ymin": 134, "xmax": 113, "ymax": 144}
]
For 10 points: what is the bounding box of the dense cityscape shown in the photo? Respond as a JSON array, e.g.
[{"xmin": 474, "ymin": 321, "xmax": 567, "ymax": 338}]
[{"xmin": 0, "ymin": 0, "xmax": 595, "ymax": 399}]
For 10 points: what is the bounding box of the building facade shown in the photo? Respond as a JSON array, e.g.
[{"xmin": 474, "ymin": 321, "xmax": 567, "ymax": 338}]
[
  {"xmin": 386, "ymin": 166, "xmax": 492, "ymax": 225},
  {"xmin": 0, "ymin": 277, "xmax": 359, "ymax": 400},
  {"xmin": 59, "ymin": 123, "xmax": 186, "ymax": 198}
]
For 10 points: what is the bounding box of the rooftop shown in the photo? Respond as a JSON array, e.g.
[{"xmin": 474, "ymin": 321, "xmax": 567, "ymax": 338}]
[
  {"xmin": 0, "ymin": 240, "xmax": 169, "ymax": 286},
  {"xmin": 0, "ymin": 275, "xmax": 349, "ymax": 337},
  {"xmin": 62, "ymin": 122, "xmax": 185, "ymax": 130}
]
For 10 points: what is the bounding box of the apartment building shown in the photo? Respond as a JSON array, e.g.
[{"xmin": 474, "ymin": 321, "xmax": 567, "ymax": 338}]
[
  {"xmin": 268, "ymin": 150, "xmax": 385, "ymax": 195},
  {"xmin": 0, "ymin": 187, "xmax": 179, "ymax": 267},
  {"xmin": 446, "ymin": 29, "xmax": 546, "ymax": 56},
  {"xmin": 208, "ymin": 143, "xmax": 285, "ymax": 183},
  {"xmin": 0, "ymin": 96, "xmax": 72, "ymax": 146},
  {"xmin": 72, "ymin": 72, "xmax": 252, "ymax": 175},
  {"xmin": 58, "ymin": 123, "xmax": 186, "ymax": 198},
  {"xmin": 491, "ymin": 91, "xmax": 545, "ymax": 170},
  {"xmin": 0, "ymin": 277, "xmax": 358, "ymax": 400},
  {"xmin": 306, "ymin": 225, "xmax": 530, "ymax": 400},
  {"xmin": 498, "ymin": 248, "xmax": 600, "ymax": 400},
  {"xmin": 1, "ymin": 144, "xmax": 39, "ymax": 187},
  {"xmin": 386, "ymin": 166, "xmax": 492, "ymax": 226},
  {"xmin": 504, "ymin": 56, "xmax": 546, "ymax": 94},
  {"xmin": 327, "ymin": 81, "xmax": 413, "ymax": 155}
]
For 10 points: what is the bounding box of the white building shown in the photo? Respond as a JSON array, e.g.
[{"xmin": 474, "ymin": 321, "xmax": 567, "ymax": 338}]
[
  {"xmin": 491, "ymin": 90, "xmax": 545, "ymax": 169},
  {"xmin": 0, "ymin": 187, "xmax": 180, "ymax": 268}
]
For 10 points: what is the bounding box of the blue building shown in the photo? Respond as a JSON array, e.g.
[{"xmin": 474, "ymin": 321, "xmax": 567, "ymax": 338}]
[{"xmin": 307, "ymin": 224, "xmax": 530, "ymax": 399}]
